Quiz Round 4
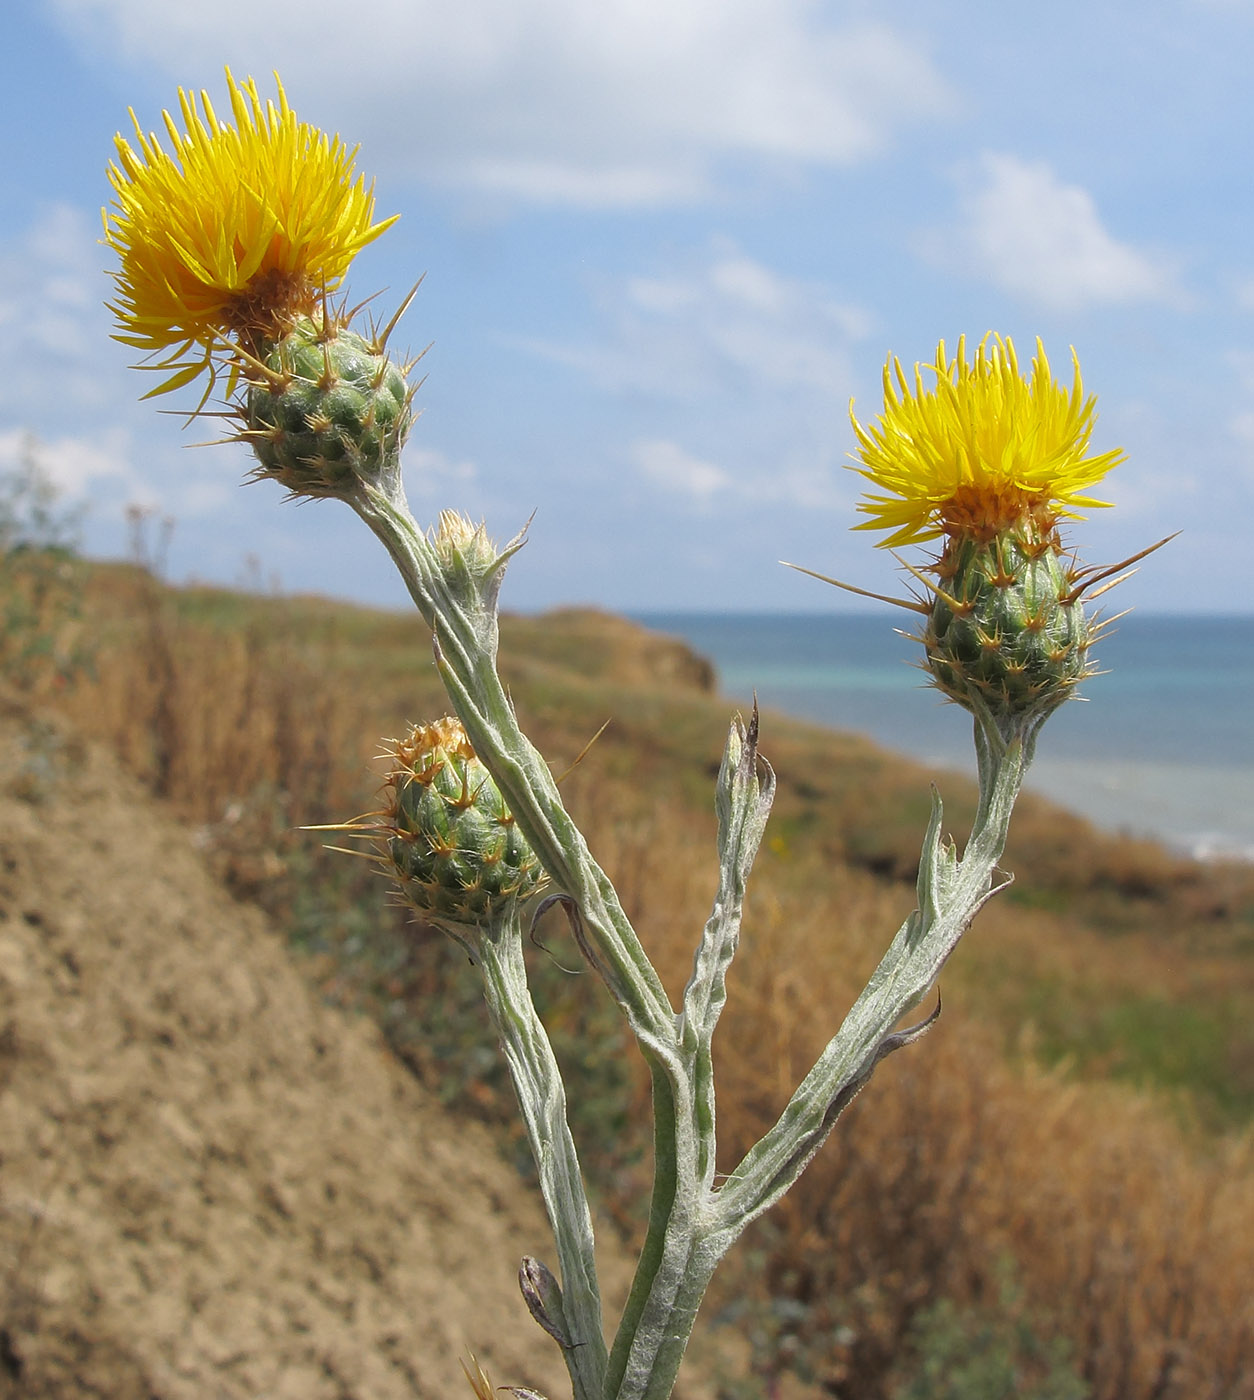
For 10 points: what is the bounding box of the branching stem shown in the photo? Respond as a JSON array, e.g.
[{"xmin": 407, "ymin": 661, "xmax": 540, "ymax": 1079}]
[{"xmin": 345, "ymin": 474, "xmax": 1031, "ymax": 1400}]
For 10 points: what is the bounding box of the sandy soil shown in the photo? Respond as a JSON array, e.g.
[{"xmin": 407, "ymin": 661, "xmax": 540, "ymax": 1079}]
[{"xmin": 0, "ymin": 691, "xmax": 654, "ymax": 1400}]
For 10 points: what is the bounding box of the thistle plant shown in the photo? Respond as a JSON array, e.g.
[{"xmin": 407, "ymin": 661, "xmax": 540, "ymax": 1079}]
[{"xmin": 105, "ymin": 72, "xmax": 1151, "ymax": 1400}]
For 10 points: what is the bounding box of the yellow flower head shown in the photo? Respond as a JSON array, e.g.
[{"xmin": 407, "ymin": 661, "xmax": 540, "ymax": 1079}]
[
  {"xmin": 103, "ymin": 69, "xmax": 396, "ymax": 398},
  {"xmin": 849, "ymin": 334, "xmax": 1122, "ymax": 548}
]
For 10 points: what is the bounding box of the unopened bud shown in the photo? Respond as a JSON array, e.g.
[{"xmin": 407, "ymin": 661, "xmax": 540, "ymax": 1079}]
[
  {"xmin": 518, "ymin": 1255, "xmax": 571, "ymax": 1347},
  {"xmin": 374, "ymin": 717, "xmax": 546, "ymax": 930},
  {"xmin": 244, "ymin": 313, "xmax": 413, "ymax": 498},
  {"xmin": 923, "ymin": 521, "xmax": 1090, "ymax": 725}
]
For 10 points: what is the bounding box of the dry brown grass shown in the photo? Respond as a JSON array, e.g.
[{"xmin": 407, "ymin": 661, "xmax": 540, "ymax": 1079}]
[
  {"xmin": 54, "ymin": 564, "xmax": 1254, "ymax": 1399},
  {"xmin": 578, "ymin": 793, "xmax": 1254, "ymax": 1398},
  {"xmin": 66, "ymin": 566, "xmax": 369, "ymax": 820},
  {"xmin": 709, "ymin": 899, "xmax": 1254, "ymax": 1399}
]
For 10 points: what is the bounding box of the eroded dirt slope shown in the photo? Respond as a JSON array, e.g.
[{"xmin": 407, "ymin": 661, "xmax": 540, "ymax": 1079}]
[{"xmin": 0, "ymin": 692, "xmax": 602, "ymax": 1400}]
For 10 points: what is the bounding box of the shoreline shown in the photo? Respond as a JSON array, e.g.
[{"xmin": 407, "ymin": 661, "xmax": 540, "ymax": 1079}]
[
  {"xmin": 779, "ymin": 728, "xmax": 1254, "ymax": 866},
  {"xmin": 1020, "ymin": 756, "xmax": 1254, "ymax": 865},
  {"xmin": 634, "ymin": 612, "xmax": 1254, "ymax": 866}
]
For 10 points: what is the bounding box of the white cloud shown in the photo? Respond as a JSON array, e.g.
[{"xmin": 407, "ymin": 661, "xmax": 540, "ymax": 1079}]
[
  {"xmin": 522, "ymin": 240, "xmax": 870, "ymax": 400},
  {"xmin": 1230, "ymin": 411, "xmax": 1254, "ymax": 445},
  {"xmin": 0, "ymin": 426, "xmax": 139, "ymax": 498},
  {"xmin": 629, "ymin": 437, "xmax": 848, "ymax": 512},
  {"xmin": 459, "ymin": 159, "xmax": 702, "ymax": 209},
  {"xmin": 933, "ymin": 153, "xmax": 1181, "ymax": 313},
  {"xmin": 512, "ymin": 241, "xmax": 866, "ymax": 511},
  {"xmin": 1225, "ymin": 351, "xmax": 1254, "ymax": 472},
  {"xmin": 404, "ymin": 446, "xmax": 478, "ymax": 498},
  {"xmin": 0, "ymin": 206, "xmax": 246, "ymax": 540},
  {"xmin": 632, "ymin": 438, "xmax": 731, "ymax": 500},
  {"xmin": 0, "ymin": 203, "xmax": 128, "ymax": 416},
  {"xmin": 56, "ymin": 0, "xmax": 953, "ymax": 207},
  {"xmin": 0, "ymin": 204, "xmax": 161, "ymax": 513},
  {"xmin": 1229, "ymin": 349, "xmax": 1254, "ymax": 393}
]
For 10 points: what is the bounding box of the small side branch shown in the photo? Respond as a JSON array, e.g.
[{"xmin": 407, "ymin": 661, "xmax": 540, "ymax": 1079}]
[
  {"xmin": 680, "ymin": 708, "xmax": 775, "ymax": 1189},
  {"xmin": 711, "ymin": 719, "xmax": 1027, "ymax": 1239}
]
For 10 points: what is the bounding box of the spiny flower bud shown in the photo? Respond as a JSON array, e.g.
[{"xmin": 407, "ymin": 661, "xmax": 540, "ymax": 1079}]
[
  {"xmin": 429, "ymin": 509, "xmax": 529, "ymax": 617},
  {"xmin": 922, "ymin": 521, "xmax": 1090, "ymax": 722},
  {"xmin": 431, "ymin": 510, "xmax": 500, "ymax": 602},
  {"xmin": 433, "ymin": 510, "xmax": 496, "ymax": 572},
  {"xmin": 243, "ymin": 312, "xmax": 414, "ymax": 497},
  {"xmin": 375, "ymin": 717, "xmax": 545, "ymax": 930}
]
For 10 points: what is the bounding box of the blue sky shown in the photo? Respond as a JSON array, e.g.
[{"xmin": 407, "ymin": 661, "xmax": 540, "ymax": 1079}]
[{"xmin": 2, "ymin": 0, "xmax": 1252, "ymax": 613}]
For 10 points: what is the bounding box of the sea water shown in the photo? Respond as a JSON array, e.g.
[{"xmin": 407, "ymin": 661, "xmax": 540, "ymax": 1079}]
[{"xmin": 636, "ymin": 613, "xmax": 1254, "ymax": 862}]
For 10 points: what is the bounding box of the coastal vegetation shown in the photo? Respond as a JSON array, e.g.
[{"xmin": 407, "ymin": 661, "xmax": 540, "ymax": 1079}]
[{"xmin": 38, "ymin": 554, "xmax": 1254, "ymax": 1399}]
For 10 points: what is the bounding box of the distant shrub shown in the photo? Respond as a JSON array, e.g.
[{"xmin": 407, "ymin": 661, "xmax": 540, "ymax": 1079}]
[
  {"xmin": 891, "ymin": 1274, "xmax": 1089, "ymax": 1400},
  {"xmin": 0, "ymin": 436, "xmax": 90, "ymax": 695}
]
